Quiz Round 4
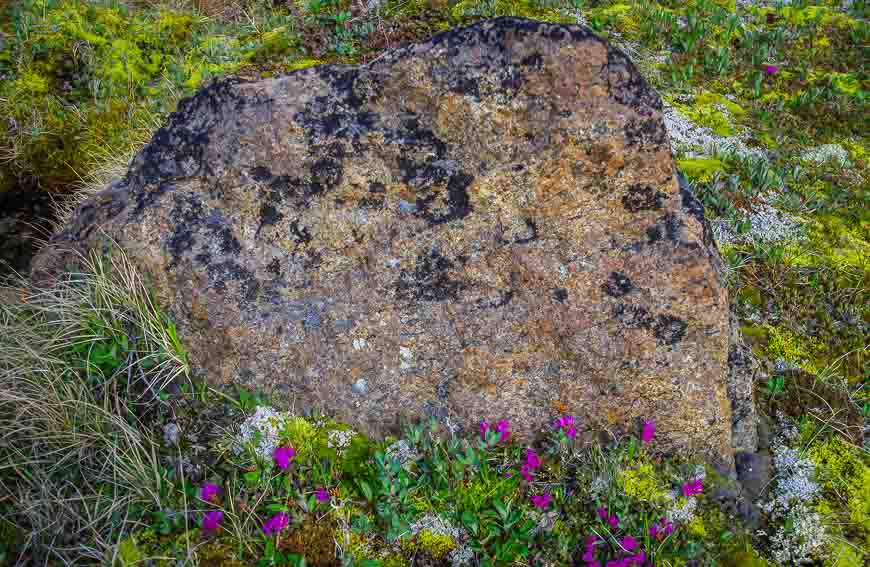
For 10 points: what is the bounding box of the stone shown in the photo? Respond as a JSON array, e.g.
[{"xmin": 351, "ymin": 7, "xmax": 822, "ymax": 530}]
[
  {"xmin": 36, "ymin": 17, "xmax": 742, "ymax": 464},
  {"xmin": 163, "ymin": 422, "xmax": 181, "ymax": 447}
]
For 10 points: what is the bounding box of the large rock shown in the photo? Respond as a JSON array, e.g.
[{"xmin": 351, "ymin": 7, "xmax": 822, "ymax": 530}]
[{"xmin": 37, "ymin": 17, "xmax": 742, "ymax": 464}]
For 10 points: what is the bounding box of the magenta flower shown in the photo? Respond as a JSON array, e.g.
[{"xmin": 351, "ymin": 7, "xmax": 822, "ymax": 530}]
[
  {"xmin": 200, "ymin": 482, "xmax": 221, "ymax": 503},
  {"xmin": 262, "ymin": 512, "xmax": 290, "ymax": 535},
  {"xmin": 621, "ymin": 535, "xmax": 638, "ymax": 551},
  {"xmin": 479, "ymin": 420, "xmax": 489, "ymax": 436},
  {"xmin": 531, "ymin": 493, "xmax": 552, "ymax": 509},
  {"xmin": 202, "ymin": 510, "xmax": 223, "ymax": 532},
  {"xmin": 648, "ymin": 523, "xmax": 658, "ymax": 539},
  {"xmin": 681, "ymin": 478, "xmax": 704, "ymax": 497},
  {"xmin": 521, "ymin": 464, "xmax": 535, "ymax": 482},
  {"xmin": 525, "ymin": 448, "xmax": 541, "ymax": 469},
  {"xmin": 630, "ymin": 551, "xmax": 646, "ymax": 564},
  {"xmin": 315, "ymin": 488, "xmax": 330, "ymax": 503},
  {"xmin": 608, "ymin": 514, "xmax": 619, "ymax": 529},
  {"xmin": 495, "ymin": 420, "xmax": 510, "ymax": 442},
  {"xmin": 582, "ymin": 549, "xmax": 596, "ymax": 562},
  {"xmin": 641, "ymin": 420, "xmax": 655, "ymax": 444},
  {"xmin": 566, "ymin": 426, "xmax": 578, "ymax": 439},
  {"xmin": 273, "ymin": 446, "xmax": 296, "ymax": 470},
  {"xmin": 597, "ymin": 506, "xmax": 608, "ymax": 520},
  {"xmin": 504, "ymin": 471, "xmax": 513, "ymax": 478},
  {"xmin": 764, "ymin": 64, "xmax": 779, "ymax": 75}
]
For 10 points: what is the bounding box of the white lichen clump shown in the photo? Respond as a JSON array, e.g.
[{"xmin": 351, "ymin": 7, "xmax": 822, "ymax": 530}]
[
  {"xmin": 235, "ymin": 405, "xmax": 291, "ymax": 460},
  {"xmin": 712, "ymin": 204, "xmax": 804, "ymax": 245},
  {"xmin": 328, "ymin": 428, "xmax": 356, "ymax": 455},
  {"xmin": 759, "ymin": 418, "xmax": 827, "ymax": 564},
  {"xmin": 800, "ymin": 143, "xmax": 852, "ymax": 167},
  {"xmin": 663, "ymin": 102, "xmax": 768, "ymax": 161}
]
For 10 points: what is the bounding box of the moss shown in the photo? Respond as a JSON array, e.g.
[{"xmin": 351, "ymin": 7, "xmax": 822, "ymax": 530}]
[
  {"xmin": 677, "ymin": 157, "xmax": 725, "ymax": 182},
  {"xmin": 400, "ymin": 529, "xmax": 456, "ymax": 560},
  {"xmin": 765, "ymin": 324, "xmax": 825, "ymax": 375},
  {"xmin": 619, "ymin": 462, "xmax": 667, "ymax": 503}
]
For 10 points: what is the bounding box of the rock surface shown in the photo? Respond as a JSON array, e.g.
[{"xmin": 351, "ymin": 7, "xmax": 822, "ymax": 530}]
[{"xmin": 36, "ymin": 17, "xmax": 743, "ymax": 464}]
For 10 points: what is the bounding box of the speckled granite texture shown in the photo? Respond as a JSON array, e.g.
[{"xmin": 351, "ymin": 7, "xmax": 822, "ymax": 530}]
[{"xmin": 35, "ymin": 17, "xmax": 744, "ymax": 465}]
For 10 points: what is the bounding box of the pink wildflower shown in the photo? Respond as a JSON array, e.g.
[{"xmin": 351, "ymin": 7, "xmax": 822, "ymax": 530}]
[
  {"xmin": 202, "ymin": 510, "xmax": 223, "ymax": 532},
  {"xmin": 566, "ymin": 426, "xmax": 577, "ymax": 439},
  {"xmin": 273, "ymin": 446, "xmax": 296, "ymax": 470},
  {"xmin": 480, "ymin": 420, "xmax": 489, "ymax": 436},
  {"xmin": 608, "ymin": 515, "xmax": 619, "ymax": 529},
  {"xmin": 520, "ymin": 464, "xmax": 535, "ymax": 482},
  {"xmin": 200, "ymin": 483, "xmax": 221, "ymax": 503},
  {"xmin": 597, "ymin": 506, "xmax": 608, "ymax": 521},
  {"xmin": 681, "ymin": 478, "xmax": 703, "ymax": 498},
  {"xmin": 495, "ymin": 420, "xmax": 510, "ymax": 442},
  {"xmin": 621, "ymin": 535, "xmax": 638, "ymax": 551},
  {"xmin": 262, "ymin": 512, "xmax": 290, "ymax": 535},
  {"xmin": 631, "ymin": 551, "xmax": 646, "ymax": 565},
  {"xmin": 764, "ymin": 64, "xmax": 779, "ymax": 75},
  {"xmin": 641, "ymin": 420, "xmax": 655, "ymax": 444},
  {"xmin": 525, "ymin": 449, "xmax": 541, "ymax": 469},
  {"xmin": 531, "ymin": 493, "xmax": 552, "ymax": 509},
  {"xmin": 315, "ymin": 488, "xmax": 330, "ymax": 503},
  {"xmin": 648, "ymin": 524, "xmax": 658, "ymax": 539}
]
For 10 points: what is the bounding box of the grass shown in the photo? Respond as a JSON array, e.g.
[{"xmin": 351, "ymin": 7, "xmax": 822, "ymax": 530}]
[
  {"xmin": 0, "ymin": 0, "xmax": 868, "ymax": 564},
  {"xmin": 0, "ymin": 247, "xmax": 189, "ymax": 563}
]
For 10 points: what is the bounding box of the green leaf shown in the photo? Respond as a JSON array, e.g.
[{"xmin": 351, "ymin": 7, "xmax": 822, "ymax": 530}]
[{"xmin": 358, "ymin": 480, "xmax": 373, "ymax": 502}]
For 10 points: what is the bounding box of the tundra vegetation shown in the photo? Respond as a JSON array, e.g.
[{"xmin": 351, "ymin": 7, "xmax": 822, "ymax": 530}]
[{"xmin": 0, "ymin": 0, "xmax": 867, "ymax": 565}]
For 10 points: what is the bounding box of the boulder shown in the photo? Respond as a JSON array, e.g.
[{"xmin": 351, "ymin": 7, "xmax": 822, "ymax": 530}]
[{"xmin": 36, "ymin": 17, "xmax": 743, "ymax": 464}]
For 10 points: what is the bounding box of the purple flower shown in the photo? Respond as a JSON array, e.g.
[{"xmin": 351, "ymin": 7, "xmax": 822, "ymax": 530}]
[
  {"xmin": 630, "ymin": 551, "xmax": 646, "ymax": 565},
  {"xmin": 262, "ymin": 512, "xmax": 289, "ymax": 535},
  {"xmin": 764, "ymin": 64, "xmax": 779, "ymax": 75},
  {"xmin": 520, "ymin": 464, "xmax": 535, "ymax": 482},
  {"xmin": 479, "ymin": 420, "xmax": 489, "ymax": 436},
  {"xmin": 555, "ymin": 415, "xmax": 575, "ymax": 429},
  {"xmin": 641, "ymin": 420, "xmax": 655, "ymax": 444},
  {"xmin": 566, "ymin": 426, "xmax": 578, "ymax": 439},
  {"xmin": 582, "ymin": 549, "xmax": 596, "ymax": 562},
  {"xmin": 504, "ymin": 471, "xmax": 514, "ymax": 478},
  {"xmin": 315, "ymin": 488, "xmax": 330, "ymax": 503},
  {"xmin": 588, "ymin": 562, "xmax": 601, "ymax": 567},
  {"xmin": 495, "ymin": 420, "xmax": 510, "ymax": 442},
  {"xmin": 648, "ymin": 523, "xmax": 658, "ymax": 539},
  {"xmin": 202, "ymin": 510, "xmax": 223, "ymax": 532},
  {"xmin": 273, "ymin": 446, "xmax": 296, "ymax": 470},
  {"xmin": 531, "ymin": 493, "xmax": 552, "ymax": 509},
  {"xmin": 682, "ymin": 478, "xmax": 704, "ymax": 498},
  {"xmin": 586, "ymin": 534, "xmax": 599, "ymax": 545},
  {"xmin": 200, "ymin": 483, "xmax": 221, "ymax": 503},
  {"xmin": 608, "ymin": 515, "xmax": 619, "ymax": 529},
  {"xmin": 525, "ymin": 449, "xmax": 541, "ymax": 469},
  {"xmin": 621, "ymin": 535, "xmax": 638, "ymax": 551},
  {"xmin": 597, "ymin": 506, "xmax": 608, "ymax": 521}
]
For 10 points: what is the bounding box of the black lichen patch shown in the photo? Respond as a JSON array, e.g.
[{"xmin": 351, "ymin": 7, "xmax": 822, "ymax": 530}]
[
  {"xmin": 288, "ymin": 219, "xmax": 312, "ymax": 244},
  {"xmin": 132, "ymin": 78, "xmax": 252, "ymax": 187},
  {"xmin": 259, "ymin": 203, "xmax": 283, "ymax": 229},
  {"xmin": 514, "ymin": 218, "xmax": 538, "ymax": 244},
  {"xmin": 613, "ymin": 303, "xmax": 654, "ymax": 329},
  {"xmin": 478, "ymin": 290, "xmax": 514, "ymax": 309},
  {"xmin": 653, "ymin": 314, "xmax": 688, "ymax": 345},
  {"xmin": 166, "ymin": 193, "xmax": 206, "ymax": 264},
  {"xmin": 310, "ymin": 144, "xmax": 345, "ymax": 195},
  {"xmin": 414, "ymin": 172, "xmax": 474, "ymax": 225},
  {"xmin": 602, "ymin": 272, "xmax": 634, "ymax": 297},
  {"xmin": 553, "ymin": 288, "xmax": 568, "ymax": 303},
  {"xmin": 131, "ymin": 181, "xmax": 173, "ymax": 218},
  {"xmin": 397, "ymin": 250, "xmax": 465, "ymax": 302},
  {"xmin": 622, "ymin": 184, "xmax": 666, "ymax": 212},
  {"xmin": 359, "ymin": 181, "xmax": 386, "ymax": 209},
  {"xmin": 206, "ymin": 259, "xmax": 260, "ymax": 303},
  {"xmin": 624, "ymin": 117, "xmax": 668, "ymax": 151},
  {"xmin": 646, "ymin": 213, "xmax": 684, "ymax": 244},
  {"xmin": 603, "ymin": 47, "xmax": 662, "ymax": 112},
  {"xmin": 677, "ymin": 172, "xmax": 716, "ymax": 247}
]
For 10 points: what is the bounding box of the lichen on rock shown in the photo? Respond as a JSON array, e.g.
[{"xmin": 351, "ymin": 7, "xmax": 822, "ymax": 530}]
[{"xmin": 36, "ymin": 17, "xmax": 746, "ymax": 465}]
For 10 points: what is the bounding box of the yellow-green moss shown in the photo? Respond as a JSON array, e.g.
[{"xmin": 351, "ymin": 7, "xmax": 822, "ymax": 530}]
[
  {"xmin": 765, "ymin": 324, "xmax": 826, "ymax": 375},
  {"xmin": 400, "ymin": 529, "xmax": 456, "ymax": 560},
  {"xmin": 677, "ymin": 158, "xmax": 725, "ymax": 182},
  {"xmin": 619, "ymin": 462, "xmax": 668, "ymax": 503}
]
